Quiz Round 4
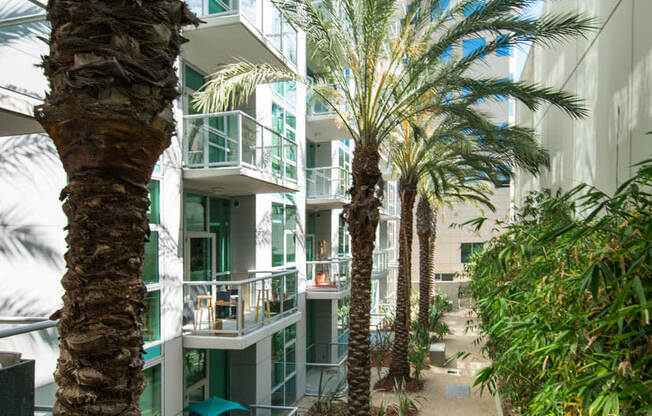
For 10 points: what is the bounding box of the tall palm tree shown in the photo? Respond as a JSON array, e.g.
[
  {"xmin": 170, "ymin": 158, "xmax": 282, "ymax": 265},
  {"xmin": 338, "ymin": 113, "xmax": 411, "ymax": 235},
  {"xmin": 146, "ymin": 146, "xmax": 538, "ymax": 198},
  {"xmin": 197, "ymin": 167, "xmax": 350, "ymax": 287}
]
[
  {"xmin": 194, "ymin": 0, "xmax": 593, "ymax": 412},
  {"xmin": 415, "ymin": 192, "xmax": 435, "ymax": 331},
  {"xmin": 35, "ymin": 1, "xmax": 198, "ymax": 414},
  {"xmin": 387, "ymin": 116, "xmax": 548, "ymax": 381}
]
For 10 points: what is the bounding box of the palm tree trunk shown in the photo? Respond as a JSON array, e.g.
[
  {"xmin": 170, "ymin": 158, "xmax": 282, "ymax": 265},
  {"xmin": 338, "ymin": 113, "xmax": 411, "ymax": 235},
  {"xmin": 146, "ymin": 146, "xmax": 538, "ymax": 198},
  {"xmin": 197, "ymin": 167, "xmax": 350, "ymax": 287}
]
[
  {"xmin": 416, "ymin": 197, "xmax": 433, "ymax": 331},
  {"xmin": 344, "ymin": 145, "xmax": 383, "ymax": 416},
  {"xmin": 35, "ymin": 1, "xmax": 197, "ymax": 414},
  {"xmin": 388, "ymin": 180, "xmax": 417, "ymax": 382}
]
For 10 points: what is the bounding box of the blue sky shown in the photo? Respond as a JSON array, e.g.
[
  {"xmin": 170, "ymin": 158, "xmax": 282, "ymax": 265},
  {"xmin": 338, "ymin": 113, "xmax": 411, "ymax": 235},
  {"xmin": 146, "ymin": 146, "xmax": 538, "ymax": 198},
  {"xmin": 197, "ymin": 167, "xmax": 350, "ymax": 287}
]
[{"xmin": 515, "ymin": 0, "xmax": 545, "ymax": 80}]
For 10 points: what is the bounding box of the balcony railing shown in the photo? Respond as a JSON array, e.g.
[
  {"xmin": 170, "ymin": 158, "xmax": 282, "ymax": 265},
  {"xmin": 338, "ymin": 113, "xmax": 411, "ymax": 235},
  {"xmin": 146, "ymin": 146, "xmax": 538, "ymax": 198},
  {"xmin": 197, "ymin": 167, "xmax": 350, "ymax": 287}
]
[
  {"xmin": 305, "ymin": 342, "xmax": 348, "ymax": 396},
  {"xmin": 372, "ymin": 250, "xmax": 389, "ymax": 277},
  {"xmin": 249, "ymin": 404, "xmax": 298, "ymax": 416},
  {"xmin": 307, "ymin": 89, "xmax": 336, "ymax": 116},
  {"xmin": 186, "ymin": 0, "xmax": 297, "ymax": 66},
  {"xmin": 306, "ymin": 257, "xmax": 352, "ymax": 291},
  {"xmin": 183, "ymin": 269, "xmax": 298, "ymax": 337},
  {"xmin": 306, "ymin": 167, "xmax": 351, "ymax": 201},
  {"xmin": 183, "ymin": 111, "xmax": 298, "ymax": 185}
]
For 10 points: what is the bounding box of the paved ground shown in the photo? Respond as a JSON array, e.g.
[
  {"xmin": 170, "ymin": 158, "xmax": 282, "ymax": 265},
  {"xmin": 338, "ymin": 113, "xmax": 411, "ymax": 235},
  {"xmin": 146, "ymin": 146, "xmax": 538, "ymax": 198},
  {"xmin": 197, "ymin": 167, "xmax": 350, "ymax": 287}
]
[{"xmin": 298, "ymin": 307, "xmax": 500, "ymax": 416}]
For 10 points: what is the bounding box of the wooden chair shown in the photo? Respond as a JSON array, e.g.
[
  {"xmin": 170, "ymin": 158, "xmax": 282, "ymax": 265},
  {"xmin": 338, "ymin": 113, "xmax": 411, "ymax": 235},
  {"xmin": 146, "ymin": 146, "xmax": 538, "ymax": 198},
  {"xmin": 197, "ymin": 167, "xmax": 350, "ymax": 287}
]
[{"xmin": 194, "ymin": 295, "xmax": 214, "ymax": 330}]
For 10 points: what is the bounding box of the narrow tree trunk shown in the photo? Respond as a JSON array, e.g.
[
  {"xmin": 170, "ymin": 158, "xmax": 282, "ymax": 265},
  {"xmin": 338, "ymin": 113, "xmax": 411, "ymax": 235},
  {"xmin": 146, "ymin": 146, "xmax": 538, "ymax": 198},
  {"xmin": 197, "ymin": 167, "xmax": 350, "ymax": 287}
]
[
  {"xmin": 416, "ymin": 197, "xmax": 433, "ymax": 331},
  {"xmin": 36, "ymin": 2, "xmax": 197, "ymax": 414},
  {"xmin": 388, "ymin": 180, "xmax": 417, "ymax": 382},
  {"xmin": 344, "ymin": 145, "xmax": 383, "ymax": 416},
  {"xmin": 430, "ymin": 206, "xmax": 439, "ymax": 302}
]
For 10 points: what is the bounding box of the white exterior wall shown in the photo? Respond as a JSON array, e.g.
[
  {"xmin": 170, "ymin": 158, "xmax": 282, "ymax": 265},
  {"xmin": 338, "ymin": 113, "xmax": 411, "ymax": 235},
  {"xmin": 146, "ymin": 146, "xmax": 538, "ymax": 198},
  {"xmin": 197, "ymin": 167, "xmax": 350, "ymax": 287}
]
[{"xmin": 514, "ymin": 0, "xmax": 652, "ymax": 205}]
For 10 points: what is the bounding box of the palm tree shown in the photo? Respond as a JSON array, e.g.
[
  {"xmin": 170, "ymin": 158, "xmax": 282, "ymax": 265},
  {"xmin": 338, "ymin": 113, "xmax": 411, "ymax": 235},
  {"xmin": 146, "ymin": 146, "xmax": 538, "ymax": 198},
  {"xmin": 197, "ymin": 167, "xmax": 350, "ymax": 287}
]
[
  {"xmin": 34, "ymin": 2, "xmax": 198, "ymax": 414},
  {"xmin": 193, "ymin": 0, "xmax": 593, "ymax": 412},
  {"xmin": 387, "ymin": 115, "xmax": 549, "ymax": 381},
  {"xmin": 415, "ymin": 192, "xmax": 435, "ymax": 331}
]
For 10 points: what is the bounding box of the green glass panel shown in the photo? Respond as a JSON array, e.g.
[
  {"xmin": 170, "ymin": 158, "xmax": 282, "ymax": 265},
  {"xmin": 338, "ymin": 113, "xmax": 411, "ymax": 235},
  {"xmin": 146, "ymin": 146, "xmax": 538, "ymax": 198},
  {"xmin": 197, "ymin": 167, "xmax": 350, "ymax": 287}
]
[
  {"xmin": 147, "ymin": 180, "xmax": 160, "ymax": 224},
  {"xmin": 272, "ymin": 203, "xmax": 284, "ymax": 267},
  {"xmin": 184, "ymin": 349, "xmax": 207, "ymax": 388},
  {"xmin": 186, "ymin": 194, "xmax": 207, "ymax": 231},
  {"xmin": 209, "ymin": 349, "xmax": 230, "ymax": 398},
  {"xmin": 271, "ymin": 331, "xmax": 284, "ymax": 388},
  {"xmin": 285, "ymin": 324, "xmax": 296, "ymax": 342},
  {"xmin": 141, "ymin": 365, "xmax": 162, "ymax": 416},
  {"xmin": 271, "ymin": 387, "xmax": 284, "ymax": 407},
  {"xmin": 306, "ymin": 141, "xmax": 316, "ymax": 169},
  {"xmin": 208, "ymin": 0, "xmax": 229, "ymax": 14},
  {"xmin": 209, "ymin": 197, "xmax": 231, "ymax": 273},
  {"xmin": 185, "ymin": 65, "xmax": 205, "ymax": 91},
  {"xmin": 190, "ymin": 237, "xmax": 212, "ymax": 281},
  {"xmin": 286, "ymin": 347, "xmax": 295, "ymax": 378},
  {"xmin": 285, "ymin": 205, "xmax": 296, "ymax": 231},
  {"xmin": 143, "ymin": 231, "xmax": 159, "ymax": 285},
  {"xmin": 286, "ymin": 375, "xmax": 296, "ymax": 405},
  {"xmin": 143, "ymin": 291, "xmax": 161, "ymax": 344},
  {"xmin": 143, "ymin": 345, "xmax": 161, "ymax": 361},
  {"xmin": 306, "ymin": 235, "xmax": 314, "ymax": 261}
]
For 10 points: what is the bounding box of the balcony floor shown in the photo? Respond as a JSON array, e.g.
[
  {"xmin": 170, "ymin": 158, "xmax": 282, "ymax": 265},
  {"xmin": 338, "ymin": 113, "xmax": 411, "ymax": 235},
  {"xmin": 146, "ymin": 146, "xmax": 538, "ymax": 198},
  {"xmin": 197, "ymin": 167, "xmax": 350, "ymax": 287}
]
[
  {"xmin": 306, "ymin": 197, "xmax": 348, "ymax": 210},
  {"xmin": 306, "ymin": 286, "xmax": 351, "ymax": 300},
  {"xmin": 306, "ymin": 114, "xmax": 352, "ymax": 142},
  {"xmin": 183, "ymin": 166, "xmax": 299, "ymax": 196}
]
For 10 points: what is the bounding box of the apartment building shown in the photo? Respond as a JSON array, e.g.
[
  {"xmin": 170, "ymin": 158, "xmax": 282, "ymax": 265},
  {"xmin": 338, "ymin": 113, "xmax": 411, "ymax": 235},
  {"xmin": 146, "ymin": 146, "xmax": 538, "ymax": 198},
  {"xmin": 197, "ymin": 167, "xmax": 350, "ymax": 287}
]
[
  {"xmin": 0, "ymin": 0, "xmax": 399, "ymax": 414},
  {"xmin": 514, "ymin": 0, "xmax": 652, "ymax": 203}
]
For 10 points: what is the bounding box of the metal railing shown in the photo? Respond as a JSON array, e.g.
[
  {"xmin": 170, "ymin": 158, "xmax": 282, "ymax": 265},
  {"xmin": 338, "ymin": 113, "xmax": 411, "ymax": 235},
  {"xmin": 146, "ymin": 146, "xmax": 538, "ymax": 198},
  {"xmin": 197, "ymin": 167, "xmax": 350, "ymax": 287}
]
[
  {"xmin": 372, "ymin": 250, "xmax": 389, "ymax": 278},
  {"xmin": 305, "ymin": 342, "xmax": 348, "ymax": 396},
  {"xmin": 306, "ymin": 166, "xmax": 351, "ymax": 201},
  {"xmin": 182, "ymin": 269, "xmax": 298, "ymax": 337},
  {"xmin": 306, "ymin": 257, "xmax": 351, "ymax": 291},
  {"xmin": 307, "ymin": 89, "xmax": 336, "ymax": 116},
  {"xmin": 183, "ymin": 111, "xmax": 298, "ymax": 185},
  {"xmin": 249, "ymin": 404, "xmax": 298, "ymax": 416},
  {"xmin": 186, "ymin": 0, "xmax": 297, "ymax": 66}
]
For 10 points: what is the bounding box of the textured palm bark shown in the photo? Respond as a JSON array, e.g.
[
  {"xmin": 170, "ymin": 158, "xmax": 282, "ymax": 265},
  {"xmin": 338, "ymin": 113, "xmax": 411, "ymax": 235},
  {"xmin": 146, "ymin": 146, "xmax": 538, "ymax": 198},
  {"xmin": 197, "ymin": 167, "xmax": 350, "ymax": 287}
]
[
  {"xmin": 35, "ymin": 1, "xmax": 198, "ymax": 414},
  {"xmin": 416, "ymin": 197, "xmax": 433, "ymax": 331},
  {"xmin": 388, "ymin": 181, "xmax": 417, "ymax": 382},
  {"xmin": 344, "ymin": 145, "xmax": 382, "ymax": 416}
]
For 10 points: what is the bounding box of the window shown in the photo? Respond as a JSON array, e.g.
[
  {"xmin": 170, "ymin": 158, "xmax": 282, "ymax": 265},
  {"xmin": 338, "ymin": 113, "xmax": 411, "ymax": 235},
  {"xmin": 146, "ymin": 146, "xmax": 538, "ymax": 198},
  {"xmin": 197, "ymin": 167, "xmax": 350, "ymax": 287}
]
[
  {"xmin": 463, "ymin": 0, "xmax": 485, "ymax": 16},
  {"xmin": 272, "ymin": 81, "xmax": 297, "ymax": 109},
  {"xmin": 143, "ymin": 231, "xmax": 159, "ymax": 285},
  {"xmin": 271, "ymin": 102, "xmax": 298, "ymax": 180},
  {"xmin": 337, "ymin": 297, "xmax": 350, "ymax": 340},
  {"xmin": 338, "ymin": 216, "xmax": 350, "ymax": 255},
  {"xmin": 272, "ymin": 197, "xmax": 297, "ymax": 267},
  {"xmin": 141, "ymin": 365, "xmax": 162, "ymax": 416},
  {"xmin": 271, "ymin": 324, "xmax": 297, "ymax": 406},
  {"xmin": 462, "ymin": 37, "xmax": 486, "ymax": 58},
  {"xmin": 184, "ymin": 349, "xmax": 207, "ymax": 388},
  {"xmin": 184, "ymin": 64, "xmax": 205, "ymax": 115},
  {"xmin": 143, "ymin": 290, "xmax": 161, "ymax": 344},
  {"xmin": 496, "ymin": 34, "xmax": 513, "ymax": 57},
  {"xmin": 147, "ymin": 179, "xmax": 161, "ymax": 224},
  {"xmin": 461, "ymin": 242, "xmax": 484, "ymax": 263}
]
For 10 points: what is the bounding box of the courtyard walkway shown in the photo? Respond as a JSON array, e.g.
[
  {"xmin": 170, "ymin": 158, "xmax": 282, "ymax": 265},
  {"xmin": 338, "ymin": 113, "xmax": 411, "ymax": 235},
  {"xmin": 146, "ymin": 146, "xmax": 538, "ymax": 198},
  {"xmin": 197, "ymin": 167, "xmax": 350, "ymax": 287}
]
[{"xmin": 298, "ymin": 307, "xmax": 500, "ymax": 416}]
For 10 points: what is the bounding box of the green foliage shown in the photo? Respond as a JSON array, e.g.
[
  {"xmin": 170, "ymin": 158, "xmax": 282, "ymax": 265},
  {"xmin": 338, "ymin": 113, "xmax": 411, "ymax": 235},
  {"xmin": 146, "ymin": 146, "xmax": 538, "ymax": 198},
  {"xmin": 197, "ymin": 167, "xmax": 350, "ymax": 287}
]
[
  {"xmin": 432, "ymin": 291, "xmax": 453, "ymax": 313},
  {"xmin": 313, "ymin": 369, "xmax": 346, "ymax": 415},
  {"xmin": 469, "ymin": 161, "xmax": 652, "ymax": 415},
  {"xmin": 372, "ymin": 318, "xmax": 393, "ymax": 379},
  {"xmin": 392, "ymin": 379, "xmax": 423, "ymax": 416},
  {"xmin": 408, "ymin": 329, "xmax": 430, "ymax": 381}
]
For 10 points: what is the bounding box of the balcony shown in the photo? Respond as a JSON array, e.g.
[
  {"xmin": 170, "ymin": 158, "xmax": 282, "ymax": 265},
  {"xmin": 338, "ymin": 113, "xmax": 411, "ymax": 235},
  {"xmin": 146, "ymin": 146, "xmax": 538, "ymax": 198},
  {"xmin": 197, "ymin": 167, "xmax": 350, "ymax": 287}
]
[
  {"xmin": 182, "ymin": 269, "xmax": 301, "ymax": 350},
  {"xmin": 372, "ymin": 250, "xmax": 389, "ymax": 279},
  {"xmin": 306, "ymin": 167, "xmax": 351, "ymax": 210},
  {"xmin": 306, "ymin": 257, "xmax": 352, "ymax": 299},
  {"xmin": 183, "ymin": 111, "xmax": 299, "ymax": 196},
  {"xmin": 182, "ymin": 0, "xmax": 298, "ymax": 75},
  {"xmin": 305, "ymin": 342, "xmax": 348, "ymax": 396},
  {"xmin": 306, "ymin": 90, "xmax": 352, "ymax": 142},
  {"xmin": 249, "ymin": 405, "xmax": 298, "ymax": 416}
]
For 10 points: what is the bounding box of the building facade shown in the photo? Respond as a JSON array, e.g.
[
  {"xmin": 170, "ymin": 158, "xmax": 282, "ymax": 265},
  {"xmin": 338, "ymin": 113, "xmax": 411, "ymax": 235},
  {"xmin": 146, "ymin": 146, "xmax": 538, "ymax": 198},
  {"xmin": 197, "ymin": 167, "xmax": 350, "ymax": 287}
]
[{"xmin": 514, "ymin": 0, "xmax": 652, "ymax": 205}]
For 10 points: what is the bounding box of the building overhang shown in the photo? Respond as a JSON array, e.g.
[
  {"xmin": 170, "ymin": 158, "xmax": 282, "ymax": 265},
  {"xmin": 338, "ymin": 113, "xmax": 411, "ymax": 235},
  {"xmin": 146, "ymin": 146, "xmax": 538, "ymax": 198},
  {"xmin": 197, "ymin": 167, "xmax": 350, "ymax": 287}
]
[
  {"xmin": 183, "ymin": 166, "xmax": 299, "ymax": 196},
  {"xmin": 0, "ymin": 87, "xmax": 44, "ymax": 137}
]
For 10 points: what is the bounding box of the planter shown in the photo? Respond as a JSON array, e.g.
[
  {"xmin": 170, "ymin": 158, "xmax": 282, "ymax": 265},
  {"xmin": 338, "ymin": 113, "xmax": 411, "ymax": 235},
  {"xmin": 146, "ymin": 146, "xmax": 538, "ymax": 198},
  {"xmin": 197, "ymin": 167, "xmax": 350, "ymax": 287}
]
[{"xmin": 0, "ymin": 359, "xmax": 35, "ymax": 416}]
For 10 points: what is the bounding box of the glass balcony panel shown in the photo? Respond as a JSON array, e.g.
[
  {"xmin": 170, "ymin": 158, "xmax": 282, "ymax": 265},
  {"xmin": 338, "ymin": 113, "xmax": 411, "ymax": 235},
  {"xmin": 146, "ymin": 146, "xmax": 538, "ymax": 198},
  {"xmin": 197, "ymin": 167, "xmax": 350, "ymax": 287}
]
[
  {"xmin": 184, "ymin": 111, "xmax": 297, "ymax": 186},
  {"xmin": 189, "ymin": 0, "xmax": 296, "ymax": 66},
  {"xmin": 306, "ymin": 258, "xmax": 352, "ymax": 291},
  {"xmin": 306, "ymin": 167, "xmax": 351, "ymax": 200},
  {"xmin": 305, "ymin": 342, "xmax": 348, "ymax": 396},
  {"xmin": 182, "ymin": 270, "xmax": 298, "ymax": 337},
  {"xmin": 249, "ymin": 405, "xmax": 298, "ymax": 416}
]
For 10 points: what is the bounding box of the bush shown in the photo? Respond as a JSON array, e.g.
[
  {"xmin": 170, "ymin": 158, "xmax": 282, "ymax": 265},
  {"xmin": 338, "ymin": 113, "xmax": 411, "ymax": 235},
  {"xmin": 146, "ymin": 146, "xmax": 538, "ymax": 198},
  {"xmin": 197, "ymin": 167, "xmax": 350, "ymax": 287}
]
[
  {"xmin": 469, "ymin": 161, "xmax": 651, "ymax": 415},
  {"xmin": 408, "ymin": 329, "xmax": 430, "ymax": 381}
]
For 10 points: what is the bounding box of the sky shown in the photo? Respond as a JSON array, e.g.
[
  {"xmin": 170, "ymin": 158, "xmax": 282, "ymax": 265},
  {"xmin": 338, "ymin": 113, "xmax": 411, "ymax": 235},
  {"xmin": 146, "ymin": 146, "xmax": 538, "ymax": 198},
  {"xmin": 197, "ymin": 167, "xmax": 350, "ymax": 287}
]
[{"xmin": 514, "ymin": 0, "xmax": 545, "ymax": 80}]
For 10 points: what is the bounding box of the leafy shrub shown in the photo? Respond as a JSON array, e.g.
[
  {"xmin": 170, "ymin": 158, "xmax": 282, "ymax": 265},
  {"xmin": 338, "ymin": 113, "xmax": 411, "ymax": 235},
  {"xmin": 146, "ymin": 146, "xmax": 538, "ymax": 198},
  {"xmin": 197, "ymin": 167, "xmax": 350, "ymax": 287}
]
[
  {"xmin": 392, "ymin": 379, "xmax": 423, "ymax": 416},
  {"xmin": 469, "ymin": 161, "xmax": 651, "ymax": 416},
  {"xmin": 432, "ymin": 291, "xmax": 452, "ymax": 313},
  {"xmin": 408, "ymin": 329, "xmax": 430, "ymax": 381}
]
